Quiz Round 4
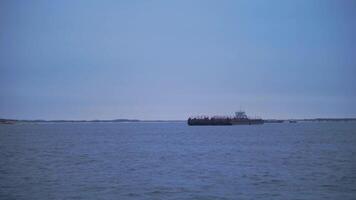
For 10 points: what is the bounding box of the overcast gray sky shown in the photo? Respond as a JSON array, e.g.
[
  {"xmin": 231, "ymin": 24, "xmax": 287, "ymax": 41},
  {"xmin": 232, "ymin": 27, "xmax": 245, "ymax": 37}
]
[{"xmin": 1, "ymin": 0, "xmax": 356, "ymax": 120}]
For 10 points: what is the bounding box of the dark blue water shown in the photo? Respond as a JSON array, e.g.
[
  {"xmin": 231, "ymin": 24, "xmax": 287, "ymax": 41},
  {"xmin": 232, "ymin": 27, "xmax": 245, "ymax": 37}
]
[{"xmin": 1, "ymin": 122, "xmax": 356, "ymax": 200}]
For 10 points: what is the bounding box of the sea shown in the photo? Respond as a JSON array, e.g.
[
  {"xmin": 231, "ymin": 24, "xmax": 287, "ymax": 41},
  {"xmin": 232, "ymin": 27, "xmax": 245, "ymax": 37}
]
[{"xmin": 1, "ymin": 122, "xmax": 356, "ymax": 200}]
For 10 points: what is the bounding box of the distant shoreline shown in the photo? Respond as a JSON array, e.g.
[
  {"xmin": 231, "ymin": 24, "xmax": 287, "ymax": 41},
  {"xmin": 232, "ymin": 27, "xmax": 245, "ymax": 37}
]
[
  {"xmin": 0, "ymin": 119, "xmax": 184, "ymax": 124},
  {"xmin": 263, "ymin": 118, "xmax": 356, "ymax": 123},
  {"xmin": 1, "ymin": 118, "xmax": 356, "ymax": 125}
]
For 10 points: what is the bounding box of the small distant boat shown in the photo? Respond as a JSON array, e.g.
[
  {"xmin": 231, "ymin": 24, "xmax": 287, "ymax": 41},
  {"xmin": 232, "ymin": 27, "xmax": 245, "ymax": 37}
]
[
  {"xmin": 289, "ymin": 120, "xmax": 297, "ymax": 123},
  {"xmin": 188, "ymin": 111, "xmax": 263, "ymax": 126}
]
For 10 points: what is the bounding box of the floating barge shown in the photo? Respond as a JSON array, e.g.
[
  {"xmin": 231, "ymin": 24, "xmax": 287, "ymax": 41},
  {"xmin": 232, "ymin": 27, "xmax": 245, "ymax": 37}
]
[{"xmin": 188, "ymin": 111, "xmax": 264, "ymax": 126}]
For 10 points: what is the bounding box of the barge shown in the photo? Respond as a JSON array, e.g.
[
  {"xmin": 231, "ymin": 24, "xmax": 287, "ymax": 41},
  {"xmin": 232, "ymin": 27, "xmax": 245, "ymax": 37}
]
[{"xmin": 188, "ymin": 111, "xmax": 264, "ymax": 126}]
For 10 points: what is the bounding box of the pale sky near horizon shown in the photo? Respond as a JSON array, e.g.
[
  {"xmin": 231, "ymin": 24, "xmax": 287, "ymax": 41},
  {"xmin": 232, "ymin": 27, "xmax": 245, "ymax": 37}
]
[{"xmin": 1, "ymin": 0, "xmax": 356, "ymax": 120}]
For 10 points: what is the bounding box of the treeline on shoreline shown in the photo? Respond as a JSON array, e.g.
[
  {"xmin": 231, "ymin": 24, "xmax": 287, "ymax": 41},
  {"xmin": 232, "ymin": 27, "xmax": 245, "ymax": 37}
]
[
  {"xmin": 263, "ymin": 118, "xmax": 356, "ymax": 123},
  {"xmin": 0, "ymin": 119, "xmax": 184, "ymax": 124}
]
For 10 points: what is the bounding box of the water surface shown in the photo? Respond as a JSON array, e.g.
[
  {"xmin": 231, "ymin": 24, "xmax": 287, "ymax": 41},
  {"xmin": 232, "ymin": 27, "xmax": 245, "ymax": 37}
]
[{"xmin": 1, "ymin": 122, "xmax": 356, "ymax": 199}]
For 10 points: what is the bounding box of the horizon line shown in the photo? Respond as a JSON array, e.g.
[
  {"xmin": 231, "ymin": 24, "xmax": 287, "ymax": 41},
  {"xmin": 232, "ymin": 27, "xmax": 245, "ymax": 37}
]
[{"xmin": 2, "ymin": 117, "xmax": 356, "ymax": 122}]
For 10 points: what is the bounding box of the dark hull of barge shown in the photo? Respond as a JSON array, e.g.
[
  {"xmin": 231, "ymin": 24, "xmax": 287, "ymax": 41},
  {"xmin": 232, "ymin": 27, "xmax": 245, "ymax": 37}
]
[{"xmin": 187, "ymin": 119, "xmax": 264, "ymax": 126}]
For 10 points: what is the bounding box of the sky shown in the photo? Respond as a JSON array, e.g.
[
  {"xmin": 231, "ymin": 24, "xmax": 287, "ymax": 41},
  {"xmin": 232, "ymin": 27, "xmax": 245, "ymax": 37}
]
[{"xmin": 1, "ymin": 0, "xmax": 356, "ymax": 120}]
